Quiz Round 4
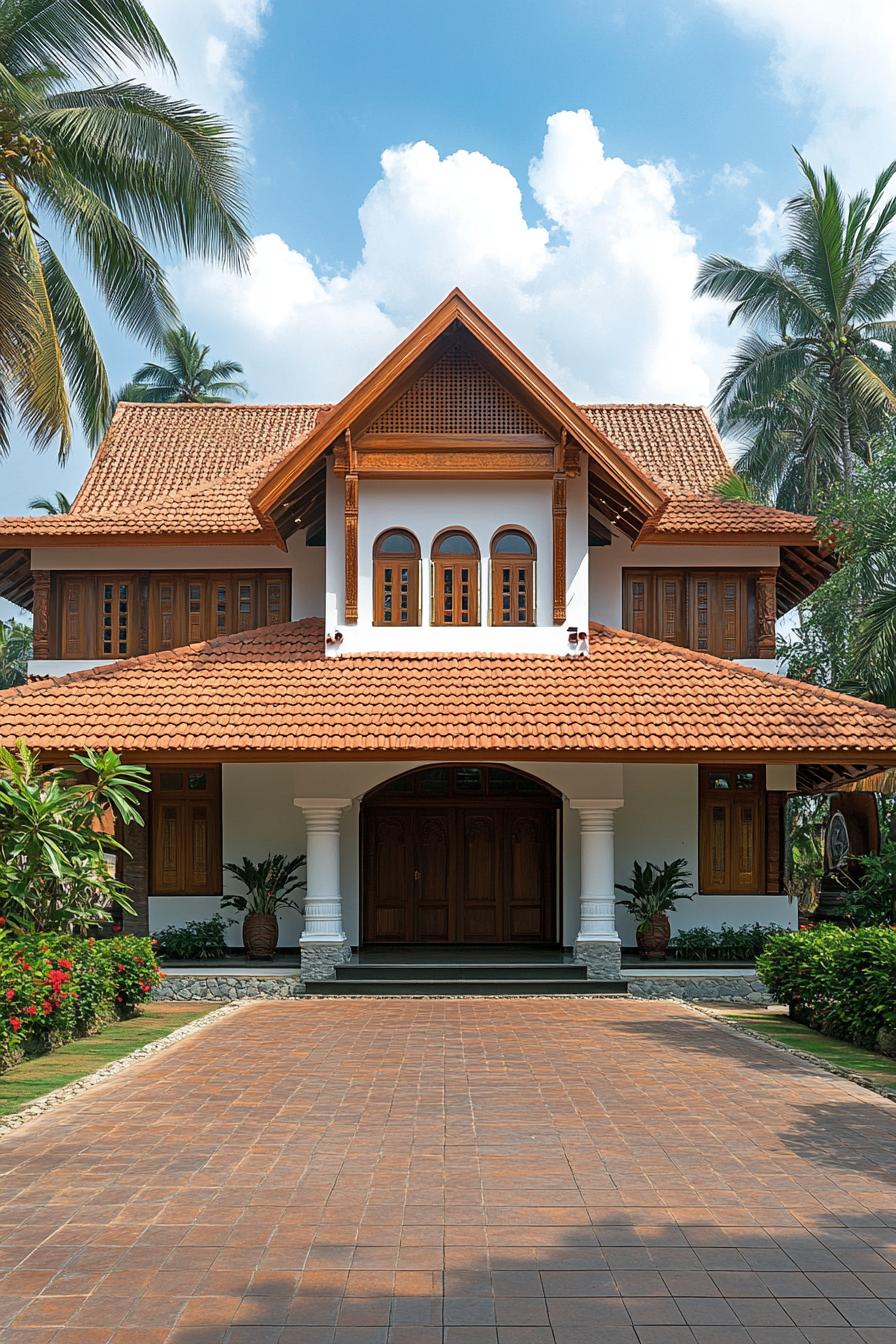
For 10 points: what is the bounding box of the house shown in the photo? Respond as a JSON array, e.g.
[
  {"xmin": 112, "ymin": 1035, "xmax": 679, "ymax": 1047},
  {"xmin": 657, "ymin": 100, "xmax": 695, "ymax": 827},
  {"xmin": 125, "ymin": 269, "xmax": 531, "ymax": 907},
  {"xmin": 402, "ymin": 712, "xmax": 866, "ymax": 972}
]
[{"xmin": 1, "ymin": 289, "xmax": 894, "ymax": 983}]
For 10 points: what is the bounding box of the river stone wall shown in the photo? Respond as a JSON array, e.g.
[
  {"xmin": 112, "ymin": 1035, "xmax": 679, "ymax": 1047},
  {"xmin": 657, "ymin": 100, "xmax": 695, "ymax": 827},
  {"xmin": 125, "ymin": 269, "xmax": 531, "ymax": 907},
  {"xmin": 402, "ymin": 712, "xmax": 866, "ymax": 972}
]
[
  {"xmin": 153, "ymin": 974, "xmax": 304, "ymax": 1001},
  {"xmin": 628, "ymin": 974, "xmax": 771, "ymax": 1003}
]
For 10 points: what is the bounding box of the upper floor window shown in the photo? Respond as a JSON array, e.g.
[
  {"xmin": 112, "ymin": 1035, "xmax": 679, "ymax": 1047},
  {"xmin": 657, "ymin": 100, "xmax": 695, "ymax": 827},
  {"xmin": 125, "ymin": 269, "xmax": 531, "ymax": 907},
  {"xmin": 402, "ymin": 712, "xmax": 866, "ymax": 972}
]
[
  {"xmin": 490, "ymin": 529, "xmax": 535, "ymax": 626},
  {"xmin": 623, "ymin": 569, "xmax": 757, "ymax": 659},
  {"xmin": 432, "ymin": 530, "xmax": 480, "ymax": 625},
  {"xmin": 373, "ymin": 530, "xmax": 420, "ymax": 626}
]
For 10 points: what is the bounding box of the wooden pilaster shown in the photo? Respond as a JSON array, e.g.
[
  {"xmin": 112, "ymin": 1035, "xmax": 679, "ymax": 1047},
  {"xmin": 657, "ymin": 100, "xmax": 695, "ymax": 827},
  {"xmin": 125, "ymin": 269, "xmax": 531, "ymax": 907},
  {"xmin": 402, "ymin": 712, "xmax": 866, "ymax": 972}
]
[
  {"xmin": 552, "ymin": 474, "xmax": 567, "ymax": 624},
  {"xmin": 756, "ymin": 568, "xmax": 777, "ymax": 658},
  {"xmin": 344, "ymin": 473, "xmax": 359, "ymax": 623},
  {"xmin": 32, "ymin": 570, "xmax": 50, "ymax": 659}
]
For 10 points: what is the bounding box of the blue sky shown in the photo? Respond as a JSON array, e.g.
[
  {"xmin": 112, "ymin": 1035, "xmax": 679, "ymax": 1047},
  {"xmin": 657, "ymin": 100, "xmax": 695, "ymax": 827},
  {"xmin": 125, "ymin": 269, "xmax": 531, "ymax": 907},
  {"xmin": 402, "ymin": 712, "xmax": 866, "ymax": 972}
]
[{"xmin": 2, "ymin": 0, "xmax": 893, "ymax": 537}]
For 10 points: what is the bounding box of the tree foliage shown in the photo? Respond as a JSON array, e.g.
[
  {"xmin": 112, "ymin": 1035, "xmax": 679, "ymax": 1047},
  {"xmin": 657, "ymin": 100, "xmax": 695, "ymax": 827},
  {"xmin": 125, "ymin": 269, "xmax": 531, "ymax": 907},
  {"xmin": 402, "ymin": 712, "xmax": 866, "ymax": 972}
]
[
  {"xmin": 0, "ymin": 617, "xmax": 31, "ymax": 687},
  {"xmin": 695, "ymin": 153, "xmax": 896, "ymax": 511},
  {"xmin": 0, "ymin": 0, "xmax": 251, "ymax": 461},
  {"xmin": 118, "ymin": 324, "xmax": 248, "ymax": 405},
  {"xmin": 0, "ymin": 742, "xmax": 149, "ymax": 932}
]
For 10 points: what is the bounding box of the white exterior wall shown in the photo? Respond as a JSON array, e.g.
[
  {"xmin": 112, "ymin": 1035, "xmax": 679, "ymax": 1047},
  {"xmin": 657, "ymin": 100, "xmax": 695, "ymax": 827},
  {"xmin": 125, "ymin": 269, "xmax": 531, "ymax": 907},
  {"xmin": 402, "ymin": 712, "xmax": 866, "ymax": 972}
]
[
  {"xmin": 28, "ymin": 533, "xmax": 325, "ymax": 675},
  {"xmin": 147, "ymin": 759, "xmax": 796, "ymax": 949},
  {"xmin": 325, "ymin": 465, "xmax": 589, "ymax": 655}
]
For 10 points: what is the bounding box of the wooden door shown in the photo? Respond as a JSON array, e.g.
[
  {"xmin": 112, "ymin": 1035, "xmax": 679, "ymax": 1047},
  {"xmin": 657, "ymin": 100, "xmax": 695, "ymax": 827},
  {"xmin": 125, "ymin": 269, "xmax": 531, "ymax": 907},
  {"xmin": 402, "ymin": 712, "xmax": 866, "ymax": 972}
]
[
  {"xmin": 505, "ymin": 808, "xmax": 555, "ymax": 943},
  {"xmin": 363, "ymin": 808, "xmax": 415, "ymax": 942},
  {"xmin": 414, "ymin": 810, "xmax": 454, "ymax": 942},
  {"xmin": 457, "ymin": 809, "xmax": 502, "ymax": 942}
]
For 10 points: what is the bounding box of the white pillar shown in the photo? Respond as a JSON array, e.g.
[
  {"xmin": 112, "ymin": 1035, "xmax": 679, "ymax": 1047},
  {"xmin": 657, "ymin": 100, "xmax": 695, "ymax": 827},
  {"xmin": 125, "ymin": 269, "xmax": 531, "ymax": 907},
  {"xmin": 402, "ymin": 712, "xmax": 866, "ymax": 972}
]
[
  {"xmin": 294, "ymin": 799, "xmax": 351, "ymax": 976},
  {"xmin": 570, "ymin": 798, "xmax": 624, "ymax": 978}
]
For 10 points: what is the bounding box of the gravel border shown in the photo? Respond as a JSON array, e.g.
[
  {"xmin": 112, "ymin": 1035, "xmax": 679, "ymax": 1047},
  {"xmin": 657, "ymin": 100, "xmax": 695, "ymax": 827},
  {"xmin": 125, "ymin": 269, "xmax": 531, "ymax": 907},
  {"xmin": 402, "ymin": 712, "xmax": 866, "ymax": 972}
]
[
  {"xmin": 687, "ymin": 1000, "xmax": 896, "ymax": 1105},
  {"xmin": 0, "ymin": 999, "xmax": 249, "ymax": 1137}
]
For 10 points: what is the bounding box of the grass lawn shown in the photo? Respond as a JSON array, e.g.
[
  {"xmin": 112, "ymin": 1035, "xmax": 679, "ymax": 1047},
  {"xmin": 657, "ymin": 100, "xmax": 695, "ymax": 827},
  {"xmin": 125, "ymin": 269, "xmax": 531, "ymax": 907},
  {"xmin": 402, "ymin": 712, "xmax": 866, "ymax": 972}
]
[
  {"xmin": 0, "ymin": 1003, "xmax": 216, "ymax": 1117},
  {"xmin": 718, "ymin": 1006, "xmax": 896, "ymax": 1098}
]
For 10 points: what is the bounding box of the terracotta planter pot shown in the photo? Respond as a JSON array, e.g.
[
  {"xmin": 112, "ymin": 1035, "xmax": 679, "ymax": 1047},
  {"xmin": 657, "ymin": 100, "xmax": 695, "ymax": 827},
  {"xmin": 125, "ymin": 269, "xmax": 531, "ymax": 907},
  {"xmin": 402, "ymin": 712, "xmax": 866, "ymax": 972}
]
[
  {"xmin": 636, "ymin": 914, "xmax": 670, "ymax": 961},
  {"xmin": 243, "ymin": 913, "xmax": 278, "ymax": 960}
]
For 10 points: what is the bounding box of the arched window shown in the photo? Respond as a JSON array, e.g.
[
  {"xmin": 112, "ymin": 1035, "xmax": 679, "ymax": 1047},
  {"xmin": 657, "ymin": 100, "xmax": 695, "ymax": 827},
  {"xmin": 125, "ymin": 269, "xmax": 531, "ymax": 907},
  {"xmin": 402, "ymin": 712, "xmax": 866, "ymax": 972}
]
[
  {"xmin": 490, "ymin": 528, "xmax": 535, "ymax": 626},
  {"xmin": 431, "ymin": 530, "xmax": 480, "ymax": 625},
  {"xmin": 373, "ymin": 530, "xmax": 420, "ymax": 626}
]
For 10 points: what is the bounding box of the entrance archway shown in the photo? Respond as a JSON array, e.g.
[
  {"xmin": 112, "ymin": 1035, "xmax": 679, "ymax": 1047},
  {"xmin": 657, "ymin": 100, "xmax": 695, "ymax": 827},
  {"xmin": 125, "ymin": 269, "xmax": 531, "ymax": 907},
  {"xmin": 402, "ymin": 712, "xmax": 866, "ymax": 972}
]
[{"xmin": 361, "ymin": 765, "xmax": 560, "ymax": 945}]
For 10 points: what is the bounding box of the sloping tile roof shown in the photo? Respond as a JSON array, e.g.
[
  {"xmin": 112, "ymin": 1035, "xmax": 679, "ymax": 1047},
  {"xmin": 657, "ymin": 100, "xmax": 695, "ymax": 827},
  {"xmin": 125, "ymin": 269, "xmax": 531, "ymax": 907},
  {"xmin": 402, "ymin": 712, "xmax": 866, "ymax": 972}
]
[
  {"xmin": 0, "ymin": 402, "xmax": 744, "ymax": 545},
  {"xmin": 581, "ymin": 404, "xmax": 729, "ymax": 496},
  {"xmin": 639, "ymin": 495, "xmax": 819, "ymax": 542},
  {"xmin": 3, "ymin": 619, "xmax": 895, "ymax": 760}
]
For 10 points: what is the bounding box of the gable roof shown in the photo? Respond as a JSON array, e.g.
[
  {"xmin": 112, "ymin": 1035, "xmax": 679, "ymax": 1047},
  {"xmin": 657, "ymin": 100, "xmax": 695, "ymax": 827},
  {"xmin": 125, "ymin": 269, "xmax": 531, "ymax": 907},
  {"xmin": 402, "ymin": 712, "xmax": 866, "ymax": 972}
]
[
  {"xmin": 249, "ymin": 289, "xmax": 668, "ymax": 520},
  {"xmin": 4, "ymin": 617, "xmax": 895, "ymax": 764},
  {"xmin": 581, "ymin": 404, "xmax": 729, "ymax": 497}
]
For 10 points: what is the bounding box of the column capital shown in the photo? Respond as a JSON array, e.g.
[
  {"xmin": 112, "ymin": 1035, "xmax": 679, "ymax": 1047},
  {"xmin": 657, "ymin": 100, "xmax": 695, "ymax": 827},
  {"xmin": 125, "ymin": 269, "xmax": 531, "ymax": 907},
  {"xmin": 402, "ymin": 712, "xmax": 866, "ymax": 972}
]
[
  {"xmin": 569, "ymin": 798, "xmax": 624, "ymax": 812},
  {"xmin": 294, "ymin": 797, "xmax": 352, "ymax": 810}
]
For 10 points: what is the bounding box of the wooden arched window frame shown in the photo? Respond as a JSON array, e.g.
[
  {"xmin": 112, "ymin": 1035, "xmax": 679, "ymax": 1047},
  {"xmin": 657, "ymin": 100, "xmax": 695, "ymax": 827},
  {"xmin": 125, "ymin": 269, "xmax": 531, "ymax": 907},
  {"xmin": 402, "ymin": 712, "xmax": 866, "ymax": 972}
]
[
  {"xmin": 431, "ymin": 529, "xmax": 480, "ymax": 626},
  {"xmin": 373, "ymin": 530, "xmax": 421, "ymax": 626},
  {"xmin": 490, "ymin": 528, "xmax": 536, "ymax": 626}
]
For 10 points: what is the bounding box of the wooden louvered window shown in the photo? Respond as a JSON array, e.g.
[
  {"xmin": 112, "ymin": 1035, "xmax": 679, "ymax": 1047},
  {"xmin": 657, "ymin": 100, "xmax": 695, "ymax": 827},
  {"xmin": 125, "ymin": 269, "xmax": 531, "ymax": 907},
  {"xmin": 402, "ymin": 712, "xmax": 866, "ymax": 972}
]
[
  {"xmin": 698, "ymin": 767, "xmax": 766, "ymax": 894},
  {"xmin": 432, "ymin": 530, "xmax": 480, "ymax": 626},
  {"xmin": 623, "ymin": 569, "xmax": 756, "ymax": 657},
  {"xmin": 373, "ymin": 530, "xmax": 421, "ymax": 626},
  {"xmin": 147, "ymin": 571, "xmax": 290, "ymax": 651},
  {"xmin": 490, "ymin": 529, "xmax": 535, "ymax": 626},
  {"xmin": 150, "ymin": 767, "xmax": 221, "ymax": 896}
]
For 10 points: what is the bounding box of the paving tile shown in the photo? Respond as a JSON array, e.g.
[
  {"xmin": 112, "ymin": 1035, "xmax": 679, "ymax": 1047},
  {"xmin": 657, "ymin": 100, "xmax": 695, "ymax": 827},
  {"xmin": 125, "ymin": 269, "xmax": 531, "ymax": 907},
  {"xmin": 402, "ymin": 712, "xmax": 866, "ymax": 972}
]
[{"xmin": 0, "ymin": 999, "xmax": 894, "ymax": 1344}]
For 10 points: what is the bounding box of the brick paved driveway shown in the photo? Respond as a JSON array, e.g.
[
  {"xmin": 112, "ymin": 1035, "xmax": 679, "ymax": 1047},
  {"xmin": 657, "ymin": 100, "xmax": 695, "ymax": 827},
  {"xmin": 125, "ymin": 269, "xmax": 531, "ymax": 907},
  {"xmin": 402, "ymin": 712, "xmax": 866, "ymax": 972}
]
[{"xmin": 1, "ymin": 997, "xmax": 895, "ymax": 1344}]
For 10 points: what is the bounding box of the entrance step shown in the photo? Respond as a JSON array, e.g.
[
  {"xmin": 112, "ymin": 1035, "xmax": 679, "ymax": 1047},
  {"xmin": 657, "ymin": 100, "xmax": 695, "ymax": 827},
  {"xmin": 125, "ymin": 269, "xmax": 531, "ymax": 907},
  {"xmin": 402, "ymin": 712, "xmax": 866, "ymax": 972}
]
[
  {"xmin": 305, "ymin": 977, "xmax": 626, "ymax": 996},
  {"xmin": 305, "ymin": 960, "xmax": 627, "ymax": 996}
]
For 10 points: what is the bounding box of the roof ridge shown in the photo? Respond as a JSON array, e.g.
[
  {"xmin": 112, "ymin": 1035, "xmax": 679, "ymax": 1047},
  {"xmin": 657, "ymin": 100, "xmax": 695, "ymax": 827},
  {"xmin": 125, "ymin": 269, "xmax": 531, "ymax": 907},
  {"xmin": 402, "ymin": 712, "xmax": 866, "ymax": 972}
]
[{"xmin": 112, "ymin": 401, "xmax": 334, "ymax": 411}]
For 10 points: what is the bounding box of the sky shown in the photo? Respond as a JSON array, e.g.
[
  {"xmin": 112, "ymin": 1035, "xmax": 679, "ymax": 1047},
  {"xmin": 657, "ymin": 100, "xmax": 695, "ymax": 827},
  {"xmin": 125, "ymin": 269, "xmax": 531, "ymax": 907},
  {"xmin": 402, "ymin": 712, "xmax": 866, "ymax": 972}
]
[{"xmin": 3, "ymin": 0, "xmax": 896, "ymax": 532}]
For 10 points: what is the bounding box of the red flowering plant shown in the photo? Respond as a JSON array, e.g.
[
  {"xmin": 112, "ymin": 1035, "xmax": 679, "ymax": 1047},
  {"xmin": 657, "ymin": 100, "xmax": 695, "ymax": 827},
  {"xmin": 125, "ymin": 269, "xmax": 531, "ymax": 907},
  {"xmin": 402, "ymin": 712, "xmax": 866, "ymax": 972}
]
[{"xmin": 0, "ymin": 929, "xmax": 160, "ymax": 1071}]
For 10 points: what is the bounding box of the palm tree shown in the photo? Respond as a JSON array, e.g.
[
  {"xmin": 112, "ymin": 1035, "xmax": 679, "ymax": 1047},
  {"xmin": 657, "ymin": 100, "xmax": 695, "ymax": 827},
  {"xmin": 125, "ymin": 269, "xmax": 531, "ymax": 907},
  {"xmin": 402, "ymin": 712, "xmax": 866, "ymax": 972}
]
[
  {"xmin": 695, "ymin": 154, "xmax": 896, "ymax": 510},
  {"xmin": 0, "ymin": 617, "xmax": 31, "ymax": 688},
  {"xmin": 118, "ymin": 325, "xmax": 248, "ymax": 405},
  {"xmin": 0, "ymin": 0, "xmax": 250, "ymax": 462},
  {"xmin": 29, "ymin": 490, "xmax": 71, "ymax": 514}
]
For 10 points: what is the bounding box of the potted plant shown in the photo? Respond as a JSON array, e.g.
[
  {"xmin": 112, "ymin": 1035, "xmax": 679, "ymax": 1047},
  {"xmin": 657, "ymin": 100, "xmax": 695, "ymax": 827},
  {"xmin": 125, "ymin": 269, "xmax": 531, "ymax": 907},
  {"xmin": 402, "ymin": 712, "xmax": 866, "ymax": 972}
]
[
  {"xmin": 615, "ymin": 859, "xmax": 693, "ymax": 960},
  {"xmin": 221, "ymin": 853, "xmax": 305, "ymax": 959}
]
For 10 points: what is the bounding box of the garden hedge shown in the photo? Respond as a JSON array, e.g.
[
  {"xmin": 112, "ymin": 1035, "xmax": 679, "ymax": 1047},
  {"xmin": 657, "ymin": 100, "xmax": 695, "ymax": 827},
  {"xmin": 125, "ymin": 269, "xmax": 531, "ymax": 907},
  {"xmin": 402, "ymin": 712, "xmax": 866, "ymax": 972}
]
[
  {"xmin": 1, "ymin": 927, "xmax": 162, "ymax": 1072},
  {"xmin": 756, "ymin": 925, "xmax": 896, "ymax": 1056}
]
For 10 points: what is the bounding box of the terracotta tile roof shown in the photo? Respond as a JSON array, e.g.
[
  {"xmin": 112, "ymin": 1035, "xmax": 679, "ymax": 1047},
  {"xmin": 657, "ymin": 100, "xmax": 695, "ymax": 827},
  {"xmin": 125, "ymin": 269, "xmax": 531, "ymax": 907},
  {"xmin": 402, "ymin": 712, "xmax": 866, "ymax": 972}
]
[
  {"xmin": 639, "ymin": 495, "xmax": 819, "ymax": 542},
  {"xmin": 0, "ymin": 402, "xmax": 742, "ymax": 546},
  {"xmin": 3, "ymin": 619, "xmax": 895, "ymax": 760},
  {"xmin": 580, "ymin": 404, "xmax": 729, "ymax": 496}
]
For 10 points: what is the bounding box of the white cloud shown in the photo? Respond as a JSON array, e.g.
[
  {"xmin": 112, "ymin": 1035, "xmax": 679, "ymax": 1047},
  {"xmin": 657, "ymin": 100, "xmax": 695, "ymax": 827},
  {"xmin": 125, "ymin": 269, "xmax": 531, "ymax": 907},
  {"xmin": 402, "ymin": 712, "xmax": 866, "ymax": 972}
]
[
  {"xmin": 712, "ymin": 161, "xmax": 760, "ymax": 192},
  {"xmin": 746, "ymin": 198, "xmax": 788, "ymax": 264},
  {"xmin": 140, "ymin": 0, "xmax": 268, "ymax": 124},
  {"xmin": 711, "ymin": 0, "xmax": 896, "ymax": 188},
  {"xmin": 174, "ymin": 109, "xmax": 729, "ymax": 406}
]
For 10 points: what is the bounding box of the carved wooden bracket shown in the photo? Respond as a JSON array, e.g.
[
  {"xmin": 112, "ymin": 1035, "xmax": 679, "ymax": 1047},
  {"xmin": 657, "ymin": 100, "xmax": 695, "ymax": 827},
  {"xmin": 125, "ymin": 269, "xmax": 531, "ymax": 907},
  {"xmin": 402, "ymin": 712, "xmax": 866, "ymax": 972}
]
[
  {"xmin": 344, "ymin": 473, "xmax": 359, "ymax": 623},
  {"xmin": 756, "ymin": 568, "xmax": 777, "ymax": 658},
  {"xmin": 32, "ymin": 570, "xmax": 50, "ymax": 659},
  {"xmin": 552, "ymin": 474, "xmax": 567, "ymax": 624}
]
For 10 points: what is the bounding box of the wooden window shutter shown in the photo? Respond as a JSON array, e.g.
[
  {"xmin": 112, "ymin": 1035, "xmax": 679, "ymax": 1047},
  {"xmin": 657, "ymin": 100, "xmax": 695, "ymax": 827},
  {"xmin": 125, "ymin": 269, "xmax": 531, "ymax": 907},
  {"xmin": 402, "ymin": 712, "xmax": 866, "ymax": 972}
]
[
  {"xmin": 153, "ymin": 802, "xmax": 183, "ymax": 893},
  {"xmin": 765, "ymin": 790, "xmax": 786, "ymax": 894},
  {"xmin": 699, "ymin": 767, "xmax": 766, "ymax": 894},
  {"xmin": 186, "ymin": 578, "xmax": 207, "ymax": 644},
  {"xmin": 624, "ymin": 571, "xmax": 652, "ymax": 636},
  {"xmin": 719, "ymin": 576, "xmax": 742, "ymax": 658},
  {"xmin": 657, "ymin": 572, "xmax": 686, "ymax": 645},
  {"xmin": 60, "ymin": 576, "xmax": 88, "ymax": 658},
  {"xmin": 150, "ymin": 576, "xmax": 181, "ymax": 651},
  {"xmin": 264, "ymin": 574, "xmax": 289, "ymax": 626},
  {"xmin": 236, "ymin": 578, "xmax": 256, "ymax": 631},
  {"xmin": 184, "ymin": 803, "xmax": 217, "ymax": 894}
]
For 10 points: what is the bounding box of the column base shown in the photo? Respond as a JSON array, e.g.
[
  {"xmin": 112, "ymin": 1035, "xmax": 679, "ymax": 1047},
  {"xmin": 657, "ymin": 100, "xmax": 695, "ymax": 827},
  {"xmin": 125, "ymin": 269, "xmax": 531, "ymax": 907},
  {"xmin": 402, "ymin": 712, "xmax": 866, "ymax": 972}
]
[
  {"xmin": 300, "ymin": 939, "xmax": 351, "ymax": 983},
  {"xmin": 574, "ymin": 937, "xmax": 622, "ymax": 981}
]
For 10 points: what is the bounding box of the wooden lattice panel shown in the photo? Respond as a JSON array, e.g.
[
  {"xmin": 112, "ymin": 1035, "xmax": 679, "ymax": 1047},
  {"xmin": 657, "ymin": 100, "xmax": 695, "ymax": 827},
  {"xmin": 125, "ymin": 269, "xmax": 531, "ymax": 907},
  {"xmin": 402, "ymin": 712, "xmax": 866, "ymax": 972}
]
[{"xmin": 367, "ymin": 345, "xmax": 545, "ymax": 436}]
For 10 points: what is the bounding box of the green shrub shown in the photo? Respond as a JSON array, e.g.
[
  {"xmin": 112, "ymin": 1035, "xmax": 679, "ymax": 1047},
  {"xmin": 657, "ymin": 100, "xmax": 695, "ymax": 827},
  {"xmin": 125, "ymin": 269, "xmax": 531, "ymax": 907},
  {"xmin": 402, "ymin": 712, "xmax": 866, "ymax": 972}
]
[
  {"xmin": 757, "ymin": 925, "xmax": 896, "ymax": 1049},
  {"xmin": 153, "ymin": 915, "xmax": 231, "ymax": 960},
  {"xmin": 0, "ymin": 928, "xmax": 162, "ymax": 1071},
  {"xmin": 667, "ymin": 922, "xmax": 786, "ymax": 961}
]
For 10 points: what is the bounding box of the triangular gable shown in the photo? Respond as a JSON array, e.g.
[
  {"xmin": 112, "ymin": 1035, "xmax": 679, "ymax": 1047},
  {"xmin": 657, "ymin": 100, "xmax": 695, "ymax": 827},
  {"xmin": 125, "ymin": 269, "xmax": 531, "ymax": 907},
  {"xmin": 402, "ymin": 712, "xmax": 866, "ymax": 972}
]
[
  {"xmin": 251, "ymin": 289, "xmax": 667, "ymax": 521},
  {"xmin": 366, "ymin": 341, "xmax": 547, "ymax": 438}
]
